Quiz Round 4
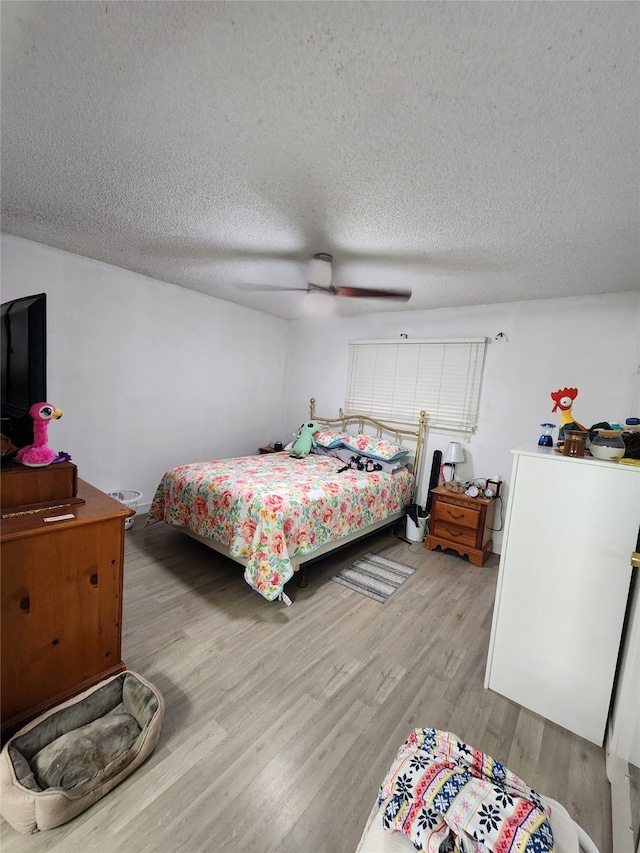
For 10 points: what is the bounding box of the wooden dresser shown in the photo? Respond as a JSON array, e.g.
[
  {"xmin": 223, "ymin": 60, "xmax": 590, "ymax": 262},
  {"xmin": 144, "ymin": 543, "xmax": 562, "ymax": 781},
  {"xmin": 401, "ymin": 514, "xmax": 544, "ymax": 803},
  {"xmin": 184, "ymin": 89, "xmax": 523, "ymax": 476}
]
[
  {"xmin": 425, "ymin": 485, "xmax": 496, "ymax": 567},
  {"xmin": 1, "ymin": 472, "xmax": 133, "ymax": 740}
]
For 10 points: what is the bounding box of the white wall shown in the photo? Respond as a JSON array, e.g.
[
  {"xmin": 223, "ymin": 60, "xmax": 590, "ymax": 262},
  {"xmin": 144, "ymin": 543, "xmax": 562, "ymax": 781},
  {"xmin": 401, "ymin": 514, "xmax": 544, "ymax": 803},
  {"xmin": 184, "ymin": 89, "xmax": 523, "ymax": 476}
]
[
  {"xmin": 283, "ymin": 292, "xmax": 640, "ymax": 551},
  {"xmin": 3, "ymin": 233, "xmax": 638, "ymax": 548},
  {"xmin": 1, "ymin": 234, "xmax": 289, "ymax": 506}
]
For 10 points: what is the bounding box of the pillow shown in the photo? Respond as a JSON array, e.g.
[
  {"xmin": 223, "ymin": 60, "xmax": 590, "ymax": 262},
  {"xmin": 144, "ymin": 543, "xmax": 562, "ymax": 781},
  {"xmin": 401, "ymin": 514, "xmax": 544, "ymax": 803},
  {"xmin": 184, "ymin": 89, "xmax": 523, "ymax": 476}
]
[
  {"xmin": 313, "ymin": 428, "xmax": 350, "ymax": 449},
  {"xmin": 310, "ymin": 445, "xmax": 335, "ymax": 456},
  {"xmin": 342, "ymin": 433, "xmax": 409, "ymax": 462}
]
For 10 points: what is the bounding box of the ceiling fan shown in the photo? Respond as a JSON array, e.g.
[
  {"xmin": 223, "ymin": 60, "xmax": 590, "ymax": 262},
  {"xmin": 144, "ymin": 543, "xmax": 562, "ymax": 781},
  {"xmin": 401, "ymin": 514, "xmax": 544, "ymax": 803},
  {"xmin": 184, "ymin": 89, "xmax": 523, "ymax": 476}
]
[{"xmin": 241, "ymin": 253, "xmax": 412, "ymax": 312}]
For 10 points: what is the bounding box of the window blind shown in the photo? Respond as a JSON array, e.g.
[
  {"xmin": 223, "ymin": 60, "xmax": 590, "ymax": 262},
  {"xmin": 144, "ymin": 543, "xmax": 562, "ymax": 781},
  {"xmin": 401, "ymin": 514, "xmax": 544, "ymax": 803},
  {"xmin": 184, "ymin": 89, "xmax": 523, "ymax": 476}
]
[{"xmin": 345, "ymin": 338, "xmax": 487, "ymax": 434}]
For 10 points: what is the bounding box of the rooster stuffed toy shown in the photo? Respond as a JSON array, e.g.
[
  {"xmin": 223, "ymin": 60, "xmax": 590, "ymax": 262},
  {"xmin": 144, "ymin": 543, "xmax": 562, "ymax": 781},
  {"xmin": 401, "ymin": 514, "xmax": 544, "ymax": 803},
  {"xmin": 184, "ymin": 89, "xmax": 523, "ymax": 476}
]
[
  {"xmin": 550, "ymin": 388, "xmax": 587, "ymax": 438},
  {"xmin": 16, "ymin": 402, "xmax": 62, "ymax": 467}
]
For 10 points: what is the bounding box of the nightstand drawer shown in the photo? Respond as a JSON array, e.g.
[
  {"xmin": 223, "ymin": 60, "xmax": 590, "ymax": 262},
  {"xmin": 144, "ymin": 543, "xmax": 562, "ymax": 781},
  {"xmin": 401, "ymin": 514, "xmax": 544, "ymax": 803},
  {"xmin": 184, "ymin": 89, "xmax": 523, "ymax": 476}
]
[
  {"xmin": 426, "ymin": 486, "xmax": 496, "ymax": 567},
  {"xmin": 430, "ymin": 520, "xmax": 477, "ymax": 548},
  {"xmin": 432, "ymin": 501, "xmax": 480, "ymax": 530}
]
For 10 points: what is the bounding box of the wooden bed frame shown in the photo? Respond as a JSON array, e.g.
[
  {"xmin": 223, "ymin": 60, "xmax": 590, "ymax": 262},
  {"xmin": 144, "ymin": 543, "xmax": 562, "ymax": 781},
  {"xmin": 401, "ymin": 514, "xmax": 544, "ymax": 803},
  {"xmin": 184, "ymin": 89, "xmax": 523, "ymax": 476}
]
[{"xmin": 178, "ymin": 398, "xmax": 427, "ymax": 594}]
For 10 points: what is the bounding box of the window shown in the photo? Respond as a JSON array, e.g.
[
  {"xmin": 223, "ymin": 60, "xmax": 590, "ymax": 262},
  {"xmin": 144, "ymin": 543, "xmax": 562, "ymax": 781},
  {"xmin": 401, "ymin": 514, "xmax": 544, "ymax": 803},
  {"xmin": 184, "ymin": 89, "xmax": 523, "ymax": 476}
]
[{"xmin": 345, "ymin": 338, "xmax": 487, "ymax": 435}]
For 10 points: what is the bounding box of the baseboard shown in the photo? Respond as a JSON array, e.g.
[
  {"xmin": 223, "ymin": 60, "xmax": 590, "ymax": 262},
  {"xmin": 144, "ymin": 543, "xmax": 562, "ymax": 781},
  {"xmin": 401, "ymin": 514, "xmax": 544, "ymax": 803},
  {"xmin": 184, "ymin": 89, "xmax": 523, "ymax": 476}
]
[{"xmin": 606, "ymin": 719, "xmax": 638, "ymax": 853}]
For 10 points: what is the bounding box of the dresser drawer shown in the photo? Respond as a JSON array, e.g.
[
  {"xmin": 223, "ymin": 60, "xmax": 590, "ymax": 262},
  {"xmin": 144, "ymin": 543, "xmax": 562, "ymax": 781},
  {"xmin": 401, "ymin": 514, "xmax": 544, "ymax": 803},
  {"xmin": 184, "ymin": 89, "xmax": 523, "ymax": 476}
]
[
  {"xmin": 1, "ymin": 480, "xmax": 129, "ymax": 740},
  {"xmin": 432, "ymin": 500, "xmax": 480, "ymax": 530},
  {"xmin": 430, "ymin": 520, "xmax": 478, "ymax": 548}
]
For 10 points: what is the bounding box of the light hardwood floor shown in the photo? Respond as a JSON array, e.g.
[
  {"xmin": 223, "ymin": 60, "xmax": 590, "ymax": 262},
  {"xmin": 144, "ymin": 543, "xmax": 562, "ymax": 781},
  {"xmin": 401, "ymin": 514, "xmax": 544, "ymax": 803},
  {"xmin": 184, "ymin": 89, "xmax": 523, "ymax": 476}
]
[{"xmin": 1, "ymin": 519, "xmax": 612, "ymax": 852}]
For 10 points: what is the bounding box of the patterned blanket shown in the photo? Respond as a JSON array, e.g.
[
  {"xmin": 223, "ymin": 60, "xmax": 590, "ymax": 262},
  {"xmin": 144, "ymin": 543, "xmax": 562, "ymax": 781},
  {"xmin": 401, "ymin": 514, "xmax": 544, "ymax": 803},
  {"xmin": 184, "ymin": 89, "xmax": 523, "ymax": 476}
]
[
  {"xmin": 147, "ymin": 453, "xmax": 412, "ymax": 601},
  {"xmin": 378, "ymin": 729, "xmax": 554, "ymax": 853}
]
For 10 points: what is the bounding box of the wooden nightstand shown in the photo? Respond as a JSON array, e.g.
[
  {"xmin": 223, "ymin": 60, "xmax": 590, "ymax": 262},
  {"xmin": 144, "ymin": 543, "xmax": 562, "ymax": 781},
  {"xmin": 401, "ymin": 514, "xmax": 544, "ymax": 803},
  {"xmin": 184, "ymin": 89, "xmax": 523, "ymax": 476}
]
[{"xmin": 425, "ymin": 486, "xmax": 496, "ymax": 567}]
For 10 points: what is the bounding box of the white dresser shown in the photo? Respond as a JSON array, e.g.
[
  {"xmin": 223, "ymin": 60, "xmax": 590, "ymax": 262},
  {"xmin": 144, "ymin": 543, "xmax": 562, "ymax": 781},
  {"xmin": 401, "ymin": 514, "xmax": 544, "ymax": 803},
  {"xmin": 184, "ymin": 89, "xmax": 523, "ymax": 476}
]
[{"xmin": 485, "ymin": 444, "xmax": 639, "ymax": 746}]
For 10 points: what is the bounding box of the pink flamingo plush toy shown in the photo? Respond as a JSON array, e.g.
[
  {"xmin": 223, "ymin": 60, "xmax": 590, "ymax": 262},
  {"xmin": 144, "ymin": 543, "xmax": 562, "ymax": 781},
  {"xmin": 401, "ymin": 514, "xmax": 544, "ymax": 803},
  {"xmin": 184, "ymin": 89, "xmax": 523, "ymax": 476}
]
[{"xmin": 16, "ymin": 402, "xmax": 63, "ymax": 467}]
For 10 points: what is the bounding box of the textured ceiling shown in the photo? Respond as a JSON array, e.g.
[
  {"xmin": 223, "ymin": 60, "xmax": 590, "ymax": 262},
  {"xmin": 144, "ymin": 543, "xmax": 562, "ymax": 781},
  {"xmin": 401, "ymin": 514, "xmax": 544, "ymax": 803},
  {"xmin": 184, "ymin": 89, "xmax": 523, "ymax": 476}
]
[{"xmin": 1, "ymin": 0, "xmax": 639, "ymax": 320}]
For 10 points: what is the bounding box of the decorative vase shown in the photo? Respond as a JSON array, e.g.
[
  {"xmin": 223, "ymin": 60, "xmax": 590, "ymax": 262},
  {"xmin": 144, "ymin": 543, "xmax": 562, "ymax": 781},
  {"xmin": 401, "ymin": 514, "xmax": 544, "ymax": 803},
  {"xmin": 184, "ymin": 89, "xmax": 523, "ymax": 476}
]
[{"xmin": 589, "ymin": 429, "xmax": 625, "ymax": 461}]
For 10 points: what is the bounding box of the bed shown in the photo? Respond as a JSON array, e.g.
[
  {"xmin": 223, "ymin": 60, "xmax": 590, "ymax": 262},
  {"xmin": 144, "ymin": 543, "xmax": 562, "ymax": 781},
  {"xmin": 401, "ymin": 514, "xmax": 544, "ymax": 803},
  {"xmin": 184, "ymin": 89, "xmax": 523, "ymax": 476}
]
[{"xmin": 146, "ymin": 399, "xmax": 426, "ymax": 602}]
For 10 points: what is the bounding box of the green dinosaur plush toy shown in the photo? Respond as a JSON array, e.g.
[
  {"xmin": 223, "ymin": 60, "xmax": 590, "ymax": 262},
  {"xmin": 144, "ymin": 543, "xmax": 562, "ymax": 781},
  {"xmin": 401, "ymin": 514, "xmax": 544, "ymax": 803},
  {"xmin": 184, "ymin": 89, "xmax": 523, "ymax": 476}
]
[{"xmin": 289, "ymin": 420, "xmax": 322, "ymax": 458}]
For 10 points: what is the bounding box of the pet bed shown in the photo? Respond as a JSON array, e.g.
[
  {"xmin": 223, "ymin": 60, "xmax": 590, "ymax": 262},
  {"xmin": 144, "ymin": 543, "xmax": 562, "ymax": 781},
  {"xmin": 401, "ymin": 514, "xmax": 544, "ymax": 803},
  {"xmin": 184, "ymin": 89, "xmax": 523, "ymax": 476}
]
[{"xmin": 0, "ymin": 670, "xmax": 163, "ymax": 834}]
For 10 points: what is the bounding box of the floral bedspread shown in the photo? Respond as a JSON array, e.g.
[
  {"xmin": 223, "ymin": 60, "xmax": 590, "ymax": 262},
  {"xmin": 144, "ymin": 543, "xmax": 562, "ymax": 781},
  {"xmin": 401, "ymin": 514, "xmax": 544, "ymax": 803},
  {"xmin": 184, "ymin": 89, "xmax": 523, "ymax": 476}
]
[{"xmin": 146, "ymin": 453, "xmax": 413, "ymax": 601}]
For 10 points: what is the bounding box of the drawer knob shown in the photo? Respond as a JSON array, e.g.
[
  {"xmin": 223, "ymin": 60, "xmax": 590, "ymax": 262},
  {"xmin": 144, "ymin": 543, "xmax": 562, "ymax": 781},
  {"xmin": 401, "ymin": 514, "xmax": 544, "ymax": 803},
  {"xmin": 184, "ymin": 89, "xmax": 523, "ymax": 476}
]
[
  {"xmin": 446, "ymin": 510, "xmax": 465, "ymax": 520},
  {"xmin": 90, "ymin": 573, "xmax": 98, "ymax": 586},
  {"xmin": 19, "ymin": 596, "xmax": 30, "ymax": 612}
]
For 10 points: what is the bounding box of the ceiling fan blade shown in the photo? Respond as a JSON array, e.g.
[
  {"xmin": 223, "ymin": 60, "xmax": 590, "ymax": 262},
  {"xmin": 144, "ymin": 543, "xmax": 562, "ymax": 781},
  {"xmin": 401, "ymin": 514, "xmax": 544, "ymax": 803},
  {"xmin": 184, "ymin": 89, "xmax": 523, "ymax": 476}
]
[
  {"xmin": 236, "ymin": 283, "xmax": 307, "ymax": 293},
  {"xmin": 331, "ymin": 285, "xmax": 412, "ymax": 302}
]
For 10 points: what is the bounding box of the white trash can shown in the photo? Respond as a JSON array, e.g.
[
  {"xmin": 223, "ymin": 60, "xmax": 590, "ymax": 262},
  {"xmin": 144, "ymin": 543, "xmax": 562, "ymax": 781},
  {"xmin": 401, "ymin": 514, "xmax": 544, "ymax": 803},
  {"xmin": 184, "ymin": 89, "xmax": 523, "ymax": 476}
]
[
  {"xmin": 108, "ymin": 490, "xmax": 142, "ymax": 530},
  {"xmin": 406, "ymin": 514, "xmax": 427, "ymax": 542}
]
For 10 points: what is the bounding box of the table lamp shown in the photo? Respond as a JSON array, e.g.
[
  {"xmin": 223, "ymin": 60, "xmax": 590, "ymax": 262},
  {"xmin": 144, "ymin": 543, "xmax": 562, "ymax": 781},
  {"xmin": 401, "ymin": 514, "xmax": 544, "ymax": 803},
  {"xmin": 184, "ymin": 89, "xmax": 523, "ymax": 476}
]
[{"xmin": 443, "ymin": 441, "xmax": 464, "ymax": 481}]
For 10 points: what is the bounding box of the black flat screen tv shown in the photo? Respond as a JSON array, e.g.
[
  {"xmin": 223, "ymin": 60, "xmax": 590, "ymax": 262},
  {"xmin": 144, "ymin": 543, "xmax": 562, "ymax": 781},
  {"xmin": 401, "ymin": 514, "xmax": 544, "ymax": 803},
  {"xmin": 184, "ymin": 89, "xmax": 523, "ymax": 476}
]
[{"xmin": 1, "ymin": 293, "xmax": 47, "ymax": 450}]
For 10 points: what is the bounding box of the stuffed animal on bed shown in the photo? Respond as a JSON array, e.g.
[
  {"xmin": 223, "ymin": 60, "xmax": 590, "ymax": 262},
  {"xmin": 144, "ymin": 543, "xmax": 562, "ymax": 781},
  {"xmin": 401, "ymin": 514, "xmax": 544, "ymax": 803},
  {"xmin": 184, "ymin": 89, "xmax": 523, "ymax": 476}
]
[
  {"xmin": 289, "ymin": 420, "xmax": 322, "ymax": 458},
  {"xmin": 337, "ymin": 454, "xmax": 383, "ymax": 473}
]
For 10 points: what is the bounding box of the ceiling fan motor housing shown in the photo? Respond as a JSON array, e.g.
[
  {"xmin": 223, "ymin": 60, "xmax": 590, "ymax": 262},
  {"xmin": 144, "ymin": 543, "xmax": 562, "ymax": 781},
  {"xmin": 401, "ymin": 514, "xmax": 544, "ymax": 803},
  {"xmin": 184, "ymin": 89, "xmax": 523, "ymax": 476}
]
[{"xmin": 309, "ymin": 253, "xmax": 333, "ymax": 288}]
